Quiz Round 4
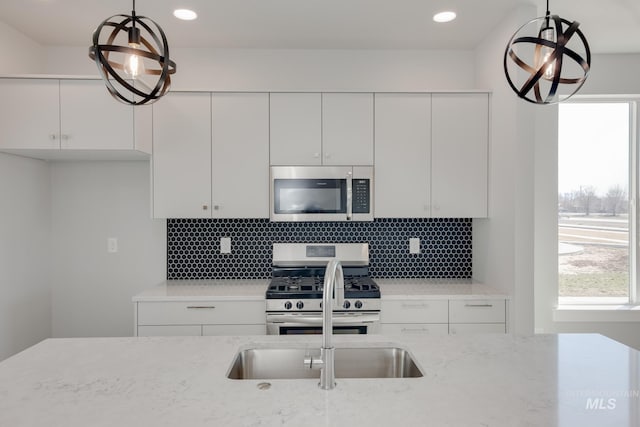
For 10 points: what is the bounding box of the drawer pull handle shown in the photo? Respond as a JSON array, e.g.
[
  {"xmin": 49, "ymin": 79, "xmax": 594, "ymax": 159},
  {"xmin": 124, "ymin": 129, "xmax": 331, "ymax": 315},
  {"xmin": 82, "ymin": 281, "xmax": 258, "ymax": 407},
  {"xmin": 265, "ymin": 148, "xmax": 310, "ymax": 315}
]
[
  {"xmin": 464, "ymin": 304, "xmax": 493, "ymax": 308},
  {"xmin": 401, "ymin": 327, "xmax": 430, "ymax": 333},
  {"xmin": 401, "ymin": 303, "xmax": 429, "ymax": 309},
  {"xmin": 186, "ymin": 306, "xmax": 216, "ymax": 309}
]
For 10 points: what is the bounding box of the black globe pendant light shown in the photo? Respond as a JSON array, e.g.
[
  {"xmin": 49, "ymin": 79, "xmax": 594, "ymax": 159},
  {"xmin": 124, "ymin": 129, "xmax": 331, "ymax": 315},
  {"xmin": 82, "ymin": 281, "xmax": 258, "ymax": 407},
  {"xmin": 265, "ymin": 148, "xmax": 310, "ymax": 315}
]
[
  {"xmin": 88, "ymin": 0, "xmax": 176, "ymax": 105},
  {"xmin": 504, "ymin": 0, "xmax": 590, "ymax": 105}
]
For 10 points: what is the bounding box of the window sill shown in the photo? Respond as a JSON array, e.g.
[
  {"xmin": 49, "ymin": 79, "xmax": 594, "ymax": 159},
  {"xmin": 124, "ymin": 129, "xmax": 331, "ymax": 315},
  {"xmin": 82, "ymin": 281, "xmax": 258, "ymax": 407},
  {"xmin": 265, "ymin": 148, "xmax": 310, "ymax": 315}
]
[{"xmin": 554, "ymin": 304, "xmax": 640, "ymax": 322}]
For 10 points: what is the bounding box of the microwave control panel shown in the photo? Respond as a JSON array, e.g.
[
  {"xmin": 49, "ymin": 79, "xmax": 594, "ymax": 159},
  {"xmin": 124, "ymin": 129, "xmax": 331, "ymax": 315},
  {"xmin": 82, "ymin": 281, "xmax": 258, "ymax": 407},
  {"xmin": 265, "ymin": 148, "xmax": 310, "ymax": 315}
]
[{"xmin": 352, "ymin": 179, "xmax": 371, "ymax": 213}]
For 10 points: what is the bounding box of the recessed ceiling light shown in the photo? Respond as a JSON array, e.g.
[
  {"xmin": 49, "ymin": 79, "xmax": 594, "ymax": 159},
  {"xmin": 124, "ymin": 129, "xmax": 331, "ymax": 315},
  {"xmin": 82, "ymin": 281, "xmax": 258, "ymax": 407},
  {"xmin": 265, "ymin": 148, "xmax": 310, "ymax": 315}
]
[
  {"xmin": 433, "ymin": 11, "xmax": 456, "ymax": 23},
  {"xmin": 173, "ymin": 9, "xmax": 197, "ymax": 21}
]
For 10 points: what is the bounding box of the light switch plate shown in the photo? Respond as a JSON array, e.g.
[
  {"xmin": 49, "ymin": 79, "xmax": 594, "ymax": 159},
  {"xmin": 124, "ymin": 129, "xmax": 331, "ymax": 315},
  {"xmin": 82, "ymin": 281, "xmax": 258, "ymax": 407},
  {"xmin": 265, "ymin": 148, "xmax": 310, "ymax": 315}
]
[
  {"xmin": 220, "ymin": 237, "xmax": 232, "ymax": 254},
  {"xmin": 409, "ymin": 238, "xmax": 420, "ymax": 254}
]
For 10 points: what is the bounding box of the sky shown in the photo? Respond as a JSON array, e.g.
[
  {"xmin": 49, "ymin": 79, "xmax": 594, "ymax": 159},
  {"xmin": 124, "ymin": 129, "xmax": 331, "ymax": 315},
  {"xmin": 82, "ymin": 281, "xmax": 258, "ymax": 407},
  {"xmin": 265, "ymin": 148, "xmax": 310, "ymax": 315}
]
[{"xmin": 558, "ymin": 102, "xmax": 630, "ymax": 196}]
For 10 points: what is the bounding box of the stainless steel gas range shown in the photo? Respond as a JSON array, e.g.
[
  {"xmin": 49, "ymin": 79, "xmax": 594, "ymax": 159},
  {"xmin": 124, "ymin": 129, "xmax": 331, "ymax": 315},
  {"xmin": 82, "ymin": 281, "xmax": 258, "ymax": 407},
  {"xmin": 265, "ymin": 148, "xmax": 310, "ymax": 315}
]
[{"xmin": 265, "ymin": 243, "xmax": 381, "ymax": 335}]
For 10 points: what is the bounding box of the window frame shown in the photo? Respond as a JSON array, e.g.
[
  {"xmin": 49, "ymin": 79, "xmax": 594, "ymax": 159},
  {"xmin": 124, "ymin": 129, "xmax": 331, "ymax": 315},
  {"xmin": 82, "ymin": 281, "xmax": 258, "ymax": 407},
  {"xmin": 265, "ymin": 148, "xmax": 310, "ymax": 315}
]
[{"xmin": 556, "ymin": 97, "xmax": 639, "ymax": 307}]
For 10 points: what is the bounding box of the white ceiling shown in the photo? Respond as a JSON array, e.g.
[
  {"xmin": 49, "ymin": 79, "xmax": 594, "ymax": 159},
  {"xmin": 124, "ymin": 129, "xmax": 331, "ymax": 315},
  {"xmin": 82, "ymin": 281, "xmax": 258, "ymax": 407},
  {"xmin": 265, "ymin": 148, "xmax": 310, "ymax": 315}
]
[{"xmin": 0, "ymin": 0, "xmax": 638, "ymax": 53}]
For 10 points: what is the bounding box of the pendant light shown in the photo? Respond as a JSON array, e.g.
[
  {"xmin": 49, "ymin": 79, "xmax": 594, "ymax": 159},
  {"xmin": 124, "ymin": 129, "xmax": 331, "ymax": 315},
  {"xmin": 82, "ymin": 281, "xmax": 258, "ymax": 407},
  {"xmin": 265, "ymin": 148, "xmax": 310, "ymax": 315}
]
[
  {"xmin": 88, "ymin": 0, "xmax": 176, "ymax": 105},
  {"xmin": 503, "ymin": 0, "xmax": 590, "ymax": 105}
]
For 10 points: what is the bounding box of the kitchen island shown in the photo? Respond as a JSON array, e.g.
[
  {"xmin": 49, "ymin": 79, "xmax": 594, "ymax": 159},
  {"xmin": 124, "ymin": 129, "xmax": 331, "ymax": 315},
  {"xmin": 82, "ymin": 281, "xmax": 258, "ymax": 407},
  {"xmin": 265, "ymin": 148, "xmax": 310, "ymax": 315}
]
[{"xmin": 0, "ymin": 333, "xmax": 638, "ymax": 426}]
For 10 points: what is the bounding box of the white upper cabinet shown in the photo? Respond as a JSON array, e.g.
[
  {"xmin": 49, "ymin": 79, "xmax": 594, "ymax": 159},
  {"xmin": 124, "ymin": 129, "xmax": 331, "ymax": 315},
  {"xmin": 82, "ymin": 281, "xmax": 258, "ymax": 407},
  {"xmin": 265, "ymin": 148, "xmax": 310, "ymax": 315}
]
[
  {"xmin": 59, "ymin": 80, "xmax": 135, "ymax": 150},
  {"xmin": 269, "ymin": 92, "xmax": 374, "ymax": 166},
  {"xmin": 0, "ymin": 79, "xmax": 60, "ymax": 149},
  {"xmin": 269, "ymin": 93, "xmax": 322, "ymax": 165},
  {"xmin": 211, "ymin": 92, "xmax": 270, "ymax": 218},
  {"xmin": 322, "ymin": 93, "xmax": 374, "ymax": 165},
  {"xmin": 0, "ymin": 78, "xmax": 151, "ymax": 157},
  {"xmin": 153, "ymin": 92, "xmax": 270, "ymax": 219},
  {"xmin": 374, "ymin": 93, "xmax": 431, "ymax": 218},
  {"xmin": 431, "ymin": 93, "xmax": 489, "ymax": 218},
  {"xmin": 152, "ymin": 92, "xmax": 212, "ymax": 218}
]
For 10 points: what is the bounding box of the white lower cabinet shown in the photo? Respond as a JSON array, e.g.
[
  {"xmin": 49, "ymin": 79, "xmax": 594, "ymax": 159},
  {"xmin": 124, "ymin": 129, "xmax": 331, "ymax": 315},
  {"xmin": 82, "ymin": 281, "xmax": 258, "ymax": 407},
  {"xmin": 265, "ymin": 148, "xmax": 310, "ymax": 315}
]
[
  {"xmin": 380, "ymin": 299, "xmax": 449, "ymax": 336},
  {"xmin": 381, "ymin": 298, "xmax": 507, "ymax": 335},
  {"xmin": 135, "ymin": 300, "xmax": 266, "ymax": 336},
  {"xmin": 380, "ymin": 323, "xmax": 449, "ymax": 335},
  {"xmin": 449, "ymin": 299, "xmax": 507, "ymax": 334}
]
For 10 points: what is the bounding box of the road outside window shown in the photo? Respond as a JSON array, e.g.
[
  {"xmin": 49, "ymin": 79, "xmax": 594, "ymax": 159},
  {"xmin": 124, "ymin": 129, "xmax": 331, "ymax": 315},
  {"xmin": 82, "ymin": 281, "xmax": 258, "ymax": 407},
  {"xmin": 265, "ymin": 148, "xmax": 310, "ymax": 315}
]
[{"xmin": 558, "ymin": 102, "xmax": 631, "ymax": 304}]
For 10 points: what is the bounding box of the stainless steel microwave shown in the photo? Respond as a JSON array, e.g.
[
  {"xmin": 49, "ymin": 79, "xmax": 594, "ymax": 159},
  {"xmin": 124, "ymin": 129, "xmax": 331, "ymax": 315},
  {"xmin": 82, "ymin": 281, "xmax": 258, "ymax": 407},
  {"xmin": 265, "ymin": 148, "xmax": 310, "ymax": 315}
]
[{"xmin": 270, "ymin": 166, "xmax": 374, "ymax": 222}]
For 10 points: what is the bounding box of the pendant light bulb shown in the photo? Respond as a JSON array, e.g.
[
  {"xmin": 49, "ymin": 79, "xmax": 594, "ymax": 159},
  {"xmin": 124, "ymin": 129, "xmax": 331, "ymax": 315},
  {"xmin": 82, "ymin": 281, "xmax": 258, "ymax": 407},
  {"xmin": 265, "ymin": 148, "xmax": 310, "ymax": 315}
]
[
  {"xmin": 123, "ymin": 21, "xmax": 144, "ymax": 79},
  {"xmin": 539, "ymin": 24, "xmax": 555, "ymax": 80},
  {"xmin": 124, "ymin": 51, "xmax": 145, "ymax": 79}
]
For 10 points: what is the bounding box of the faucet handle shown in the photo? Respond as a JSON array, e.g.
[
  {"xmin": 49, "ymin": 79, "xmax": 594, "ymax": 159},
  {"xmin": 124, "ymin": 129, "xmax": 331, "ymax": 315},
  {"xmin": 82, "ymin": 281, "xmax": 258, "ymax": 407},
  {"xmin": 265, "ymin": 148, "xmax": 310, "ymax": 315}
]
[{"xmin": 304, "ymin": 355, "xmax": 324, "ymax": 370}]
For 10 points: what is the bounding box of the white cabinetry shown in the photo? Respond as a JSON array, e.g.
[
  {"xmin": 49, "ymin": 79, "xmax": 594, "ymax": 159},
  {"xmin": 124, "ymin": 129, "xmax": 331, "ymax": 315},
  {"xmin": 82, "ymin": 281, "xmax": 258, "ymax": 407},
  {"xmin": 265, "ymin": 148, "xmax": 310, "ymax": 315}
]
[
  {"xmin": 374, "ymin": 92, "xmax": 489, "ymax": 218},
  {"xmin": 0, "ymin": 78, "xmax": 151, "ymax": 157},
  {"xmin": 269, "ymin": 92, "xmax": 373, "ymax": 166},
  {"xmin": 211, "ymin": 92, "xmax": 269, "ymax": 218},
  {"xmin": 448, "ymin": 299, "xmax": 506, "ymax": 334},
  {"xmin": 152, "ymin": 92, "xmax": 269, "ymax": 218},
  {"xmin": 135, "ymin": 300, "xmax": 266, "ymax": 336},
  {"xmin": 380, "ymin": 299, "xmax": 449, "ymax": 336},
  {"xmin": 0, "ymin": 79, "xmax": 59, "ymax": 150},
  {"xmin": 321, "ymin": 93, "xmax": 374, "ymax": 165},
  {"xmin": 152, "ymin": 92, "xmax": 212, "ymax": 218},
  {"xmin": 431, "ymin": 93, "xmax": 489, "ymax": 218},
  {"xmin": 374, "ymin": 93, "xmax": 431, "ymax": 217},
  {"xmin": 269, "ymin": 93, "xmax": 321, "ymax": 165},
  {"xmin": 381, "ymin": 297, "xmax": 507, "ymax": 335}
]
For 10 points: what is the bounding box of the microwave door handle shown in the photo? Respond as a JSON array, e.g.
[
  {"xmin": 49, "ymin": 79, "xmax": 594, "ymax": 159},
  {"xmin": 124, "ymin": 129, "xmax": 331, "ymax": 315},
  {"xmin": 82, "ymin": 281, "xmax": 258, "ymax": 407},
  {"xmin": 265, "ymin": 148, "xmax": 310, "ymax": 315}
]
[{"xmin": 346, "ymin": 174, "xmax": 353, "ymax": 220}]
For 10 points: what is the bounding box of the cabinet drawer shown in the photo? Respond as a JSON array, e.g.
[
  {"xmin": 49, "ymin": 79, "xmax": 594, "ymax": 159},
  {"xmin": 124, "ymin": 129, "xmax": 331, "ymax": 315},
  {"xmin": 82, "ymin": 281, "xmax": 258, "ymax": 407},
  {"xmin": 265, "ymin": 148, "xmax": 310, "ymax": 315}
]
[
  {"xmin": 380, "ymin": 323, "xmax": 448, "ymax": 336},
  {"xmin": 202, "ymin": 324, "xmax": 266, "ymax": 336},
  {"xmin": 137, "ymin": 301, "xmax": 265, "ymax": 325},
  {"xmin": 449, "ymin": 299, "xmax": 506, "ymax": 323},
  {"xmin": 381, "ymin": 300, "xmax": 448, "ymax": 323},
  {"xmin": 449, "ymin": 323, "xmax": 506, "ymax": 335},
  {"xmin": 137, "ymin": 325, "xmax": 202, "ymax": 336}
]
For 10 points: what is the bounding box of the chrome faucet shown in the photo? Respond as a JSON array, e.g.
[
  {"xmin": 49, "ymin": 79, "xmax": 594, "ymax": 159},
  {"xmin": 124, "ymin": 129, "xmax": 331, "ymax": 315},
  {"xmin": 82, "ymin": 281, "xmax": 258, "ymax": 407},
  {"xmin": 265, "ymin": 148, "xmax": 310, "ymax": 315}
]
[{"xmin": 304, "ymin": 259, "xmax": 344, "ymax": 390}]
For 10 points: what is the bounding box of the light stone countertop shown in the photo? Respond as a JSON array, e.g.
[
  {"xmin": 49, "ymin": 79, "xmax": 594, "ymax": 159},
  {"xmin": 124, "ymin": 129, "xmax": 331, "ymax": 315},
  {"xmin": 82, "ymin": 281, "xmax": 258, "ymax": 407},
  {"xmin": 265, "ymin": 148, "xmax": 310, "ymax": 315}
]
[
  {"xmin": 133, "ymin": 279, "xmax": 508, "ymax": 302},
  {"xmin": 0, "ymin": 333, "xmax": 638, "ymax": 426}
]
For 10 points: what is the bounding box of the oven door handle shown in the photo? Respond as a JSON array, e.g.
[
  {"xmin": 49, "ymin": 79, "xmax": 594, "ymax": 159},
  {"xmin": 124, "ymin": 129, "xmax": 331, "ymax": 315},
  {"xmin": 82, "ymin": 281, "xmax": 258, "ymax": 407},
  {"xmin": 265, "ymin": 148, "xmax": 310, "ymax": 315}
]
[{"xmin": 267, "ymin": 313, "xmax": 379, "ymax": 325}]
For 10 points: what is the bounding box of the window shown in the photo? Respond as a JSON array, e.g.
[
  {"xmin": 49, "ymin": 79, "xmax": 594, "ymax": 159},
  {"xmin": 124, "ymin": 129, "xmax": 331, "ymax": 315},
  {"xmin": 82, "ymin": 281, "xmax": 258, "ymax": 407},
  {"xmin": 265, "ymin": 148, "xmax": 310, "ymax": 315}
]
[{"xmin": 558, "ymin": 100, "xmax": 638, "ymax": 304}]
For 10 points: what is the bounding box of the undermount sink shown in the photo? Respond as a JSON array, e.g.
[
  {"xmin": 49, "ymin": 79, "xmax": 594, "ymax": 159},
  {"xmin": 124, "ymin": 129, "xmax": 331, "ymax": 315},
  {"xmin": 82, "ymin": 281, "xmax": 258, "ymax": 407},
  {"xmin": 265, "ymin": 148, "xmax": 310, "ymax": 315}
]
[{"xmin": 227, "ymin": 345, "xmax": 424, "ymax": 380}]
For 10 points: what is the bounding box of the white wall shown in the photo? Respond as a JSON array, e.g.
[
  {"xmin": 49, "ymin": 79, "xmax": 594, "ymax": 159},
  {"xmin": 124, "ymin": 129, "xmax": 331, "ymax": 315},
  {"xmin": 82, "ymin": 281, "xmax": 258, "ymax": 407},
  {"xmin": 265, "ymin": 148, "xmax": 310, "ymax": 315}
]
[
  {"xmin": 46, "ymin": 46, "xmax": 477, "ymax": 91},
  {"xmin": 50, "ymin": 161, "xmax": 166, "ymax": 338},
  {"xmin": 0, "ymin": 21, "xmax": 45, "ymax": 74},
  {"xmin": 473, "ymin": 5, "xmax": 537, "ymax": 335},
  {"xmin": 0, "ymin": 153, "xmax": 51, "ymax": 360}
]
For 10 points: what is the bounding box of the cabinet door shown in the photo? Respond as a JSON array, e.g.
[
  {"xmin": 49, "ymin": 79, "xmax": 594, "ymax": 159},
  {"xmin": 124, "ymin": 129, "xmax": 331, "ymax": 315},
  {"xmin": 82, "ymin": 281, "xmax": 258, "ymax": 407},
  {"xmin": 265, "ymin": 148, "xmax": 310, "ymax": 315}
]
[
  {"xmin": 212, "ymin": 93, "xmax": 269, "ymax": 218},
  {"xmin": 380, "ymin": 323, "xmax": 448, "ymax": 335},
  {"xmin": 137, "ymin": 325, "xmax": 202, "ymax": 336},
  {"xmin": 431, "ymin": 93, "xmax": 489, "ymax": 217},
  {"xmin": 269, "ymin": 93, "xmax": 322, "ymax": 165},
  {"xmin": 322, "ymin": 93, "xmax": 374, "ymax": 165},
  {"xmin": 449, "ymin": 323, "xmax": 506, "ymax": 334},
  {"xmin": 152, "ymin": 92, "xmax": 212, "ymax": 218},
  {"xmin": 374, "ymin": 93, "xmax": 431, "ymax": 217},
  {"xmin": 59, "ymin": 80, "xmax": 134, "ymax": 150},
  {"xmin": 202, "ymin": 324, "xmax": 266, "ymax": 336},
  {"xmin": 0, "ymin": 79, "xmax": 60, "ymax": 149}
]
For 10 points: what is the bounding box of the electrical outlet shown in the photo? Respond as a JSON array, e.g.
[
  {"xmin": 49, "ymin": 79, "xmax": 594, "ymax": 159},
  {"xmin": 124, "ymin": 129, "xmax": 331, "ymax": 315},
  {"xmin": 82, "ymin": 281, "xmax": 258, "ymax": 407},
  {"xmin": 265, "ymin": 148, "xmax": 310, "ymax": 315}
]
[
  {"xmin": 220, "ymin": 237, "xmax": 232, "ymax": 254},
  {"xmin": 409, "ymin": 238, "xmax": 420, "ymax": 254},
  {"xmin": 107, "ymin": 237, "xmax": 118, "ymax": 253}
]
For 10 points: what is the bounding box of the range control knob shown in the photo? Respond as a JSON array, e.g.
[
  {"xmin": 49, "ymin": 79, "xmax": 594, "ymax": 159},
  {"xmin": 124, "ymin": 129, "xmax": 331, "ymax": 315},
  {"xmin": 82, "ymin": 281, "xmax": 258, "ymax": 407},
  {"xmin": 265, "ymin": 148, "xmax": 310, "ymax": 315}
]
[
  {"xmin": 296, "ymin": 301, "xmax": 304, "ymax": 310},
  {"xmin": 343, "ymin": 300, "xmax": 351, "ymax": 309},
  {"xmin": 284, "ymin": 301, "xmax": 292, "ymax": 310},
  {"xmin": 354, "ymin": 300, "xmax": 363, "ymax": 309}
]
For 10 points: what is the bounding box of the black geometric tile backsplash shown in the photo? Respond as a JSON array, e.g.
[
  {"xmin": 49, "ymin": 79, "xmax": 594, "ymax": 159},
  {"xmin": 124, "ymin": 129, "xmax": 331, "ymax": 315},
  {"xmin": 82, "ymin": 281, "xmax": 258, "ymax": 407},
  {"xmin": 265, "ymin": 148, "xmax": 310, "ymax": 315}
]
[{"xmin": 167, "ymin": 218, "xmax": 472, "ymax": 279}]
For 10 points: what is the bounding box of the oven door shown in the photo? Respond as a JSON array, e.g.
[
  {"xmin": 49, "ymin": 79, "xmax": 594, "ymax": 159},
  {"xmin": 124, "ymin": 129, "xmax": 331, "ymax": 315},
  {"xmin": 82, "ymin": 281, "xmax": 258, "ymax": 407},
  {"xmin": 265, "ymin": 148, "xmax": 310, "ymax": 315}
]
[{"xmin": 266, "ymin": 312, "xmax": 380, "ymax": 335}]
